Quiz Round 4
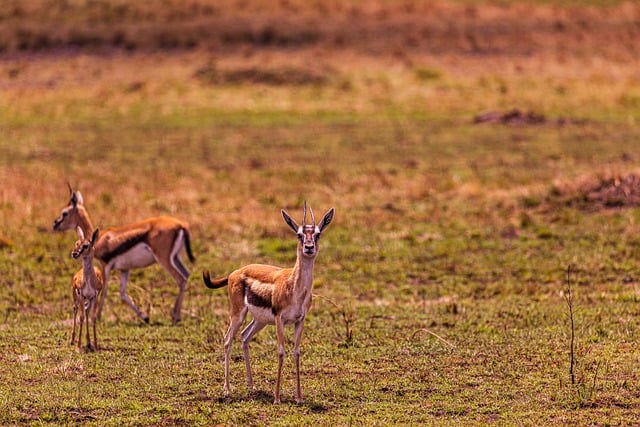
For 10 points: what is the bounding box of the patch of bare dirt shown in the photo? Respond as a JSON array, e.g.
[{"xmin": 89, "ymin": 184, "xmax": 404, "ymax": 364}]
[
  {"xmin": 473, "ymin": 109, "xmax": 587, "ymax": 126},
  {"xmin": 194, "ymin": 62, "xmax": 329, "ymax": 86},
  {"xmin": 474, "ymin": 109, "xmax": 547, "ymax": 125},
  {"xmin": 550, "ymin": 173, "xmax": 640, "ymax": 211}
]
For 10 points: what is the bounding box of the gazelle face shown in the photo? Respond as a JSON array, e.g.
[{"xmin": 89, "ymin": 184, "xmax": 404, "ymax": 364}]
[
  {"xmin": 282, "ymin": 202, "xmax": 335, "ymax": 259},
  {"xmin": 53, "ymin": 186, "xmax": 82, "ymax": 232},
  {"xmin": 71, "ymin": 238, "xmax": 91, "ymax": 259},
  {"xmin": 53, "ymin": 205, "xmax": 77, "ymax": 232},
  {"xmin": 298, "ymin": 224, "xmax": 321, "ymax": 257},
  {"xmin": 71, "ymin": 227, "xmax": 99, "ymax": 260}
]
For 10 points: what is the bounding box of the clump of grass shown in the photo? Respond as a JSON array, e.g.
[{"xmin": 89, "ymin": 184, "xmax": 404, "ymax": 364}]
[
  {"xmin": 413, "ymin": 66, "xmax": 442, "ymax": 82},
  {"xmin": 195, "ymin": 63, "xmax": 330, "ymax": 86}
]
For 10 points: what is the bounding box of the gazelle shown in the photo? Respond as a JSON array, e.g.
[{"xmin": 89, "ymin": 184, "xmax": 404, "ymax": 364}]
[
  {"xmin": 71, "ymin": 227, "xmax": 104, "ymax": 352},
  {"xmin": 53, "ymin": 185, "xmax": 195, "ymax": 324},
  {"xmin": 203, "ymin": 202, "xmax": 334, "ymax": 404}
]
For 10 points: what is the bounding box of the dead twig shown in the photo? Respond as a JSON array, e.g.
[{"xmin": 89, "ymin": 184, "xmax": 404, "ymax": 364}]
[
  {"xmin": 313, "ymin": 293, "xmax": 355, "ymax": 346},
  {"xmin": 410, "ymin": 328, "xmax": 455, "ymax": 348},
  {"xmin": 563, "ymin": 265, "xmax": 576, "ymax": 385}
]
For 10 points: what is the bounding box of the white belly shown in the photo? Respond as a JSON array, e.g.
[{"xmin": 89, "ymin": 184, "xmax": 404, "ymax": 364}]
[
  {"xmin": 109, "ymin": 243, "xmax": 156, "ymax": 270},
  {"xmin": 248, "ymin": 304, "xmax": 276, "ymax": 324}
]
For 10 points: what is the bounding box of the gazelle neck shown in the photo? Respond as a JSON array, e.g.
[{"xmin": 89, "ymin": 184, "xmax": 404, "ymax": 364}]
[
  {"xmin": 81, "ymin": 254, "xmax": 95, "ymax": 280},
  {"xmin": 292, "ymin": 251, "xmax": 316, "ymax": 292},
  {"xmin": 76, "ymin": 206, "xmax": 95, "ymax": 237}
]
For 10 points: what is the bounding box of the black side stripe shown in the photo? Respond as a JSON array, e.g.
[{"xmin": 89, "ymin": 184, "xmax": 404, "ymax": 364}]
[
  {"xmin": 99, "ymin": 233, "xmax": 148, "ymax": 264},
  {"xmin": 245, "ymin": 285, "xmax": 272, "ymax": 311}
]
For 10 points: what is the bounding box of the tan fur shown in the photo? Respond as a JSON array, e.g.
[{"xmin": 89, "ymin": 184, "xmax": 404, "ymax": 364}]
[
  {"xmin": 203, "ymin": 203, "xmax": 334, "ymax": 404},
  {"xmin": 70, "ymin": 228, "xmax": 104, "ymax": 352},
  {"xmin": 53, "ymin": 187, "xmax": 194, "ymax": 324}
]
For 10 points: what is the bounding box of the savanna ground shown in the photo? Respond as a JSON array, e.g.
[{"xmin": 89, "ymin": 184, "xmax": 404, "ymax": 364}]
[{"xmin": 1, "ymin": 0, "xmax": 640, "ymax": 425}]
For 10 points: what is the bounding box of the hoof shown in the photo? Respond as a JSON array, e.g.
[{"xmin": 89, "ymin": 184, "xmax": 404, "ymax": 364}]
[{"xmin": 143, "ymin": 316, "xmax": 150, "ymax": 324}]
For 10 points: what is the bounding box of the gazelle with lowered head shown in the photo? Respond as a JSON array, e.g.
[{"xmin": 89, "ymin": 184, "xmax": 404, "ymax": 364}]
[
  {"xmin": 53, "ymin": 184, "xmax": 195, "ymax": 325},
  {"xmin": 203, "ymin": 202, "xmax": 334, "ymax": 404},
  {"xmin": 71, "ymin": 227, "xmax": 104, "ymax": 352}
]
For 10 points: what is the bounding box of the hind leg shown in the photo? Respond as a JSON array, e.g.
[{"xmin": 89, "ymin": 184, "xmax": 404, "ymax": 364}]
[
  {"xmin": 222, "ymin": 306, "xmax": 248, "ymax": 396},
  {"xmin": 240, "ymin": 319, "xmax": 267, "ymax": 391},
  {"xmin": 156, "ymin": 253, "xmax": 189, "ymax": 325}
]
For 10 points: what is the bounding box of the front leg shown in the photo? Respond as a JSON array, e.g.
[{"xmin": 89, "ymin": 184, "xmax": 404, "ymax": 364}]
[
  {"xmin": 83, "ymin": 299, "xmax": 93, "ymax": 351},
  {"xmin": 292, "ymin": 318, "xmax": 305, "ymax": 404},
  {"xmin": 118, "ymin": 269, "xmax": 149, "ymax": 323},
  {"xmin": 91, "ymin": 298, "xmax": 99, "ymax": 351},
  {"xmin": 71, "ymin": 295, "xmax": 79, "ymax": 345},
  {"xmin": 274, "ymin": 314, "xmax": 286, "ymax": 404}
]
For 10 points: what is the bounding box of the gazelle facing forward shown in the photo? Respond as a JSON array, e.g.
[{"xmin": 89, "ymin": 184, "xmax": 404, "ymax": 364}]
[
  {"xmin": 53, "ymin": 185, "xmax": 195, "ymax": 324},
  {"xmin": 203, "ymin": 202, "xmax": 334, "ymax": 404},
  {"xmin": 71, "ymin": 227, "xmax": 104, "ymax": 352}
]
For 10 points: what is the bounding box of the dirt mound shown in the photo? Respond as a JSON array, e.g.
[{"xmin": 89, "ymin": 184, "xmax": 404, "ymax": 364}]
[
  {"xmin": 474, "ymin": 109, "xmax": 547, "ymax": 125},
  {"xmin": 195, "ymin": 63, "xmax": 329, "ymax": 86},
  {"xmin": 473, "ymin": 109, "xmax": 586, "ymax": 126},
  {"xmin": 553, "ymin": 174, "xmax": 640, "ymax": 210}
]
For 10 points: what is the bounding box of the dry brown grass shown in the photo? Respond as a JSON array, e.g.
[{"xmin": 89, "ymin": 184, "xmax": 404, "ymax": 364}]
[
  {"xmin": 2, "ymin": 1, "xmax": 639, "ymax": 61},
  {"xmin": 2, "ymin": 0, "xmax": 639, "ymax": 123}
]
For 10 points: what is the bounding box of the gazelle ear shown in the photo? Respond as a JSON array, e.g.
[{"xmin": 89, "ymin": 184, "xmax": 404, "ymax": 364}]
[
  {"xmin": 75, "ymin": 191, "xmax": 84, "ymax": 206},
  {"xmin": 282, "ymin": 209, "xmax": 299, "ymax": 233},
  {"xmin": 76, "ymin": 226, "xmax": 85, "ymax": 241},
  {"xmin": 91, "ymin": 228, "xmax": 100, "ymax": 245},
  {"xmin": 318, "ymin": 208, "xmax": 335, "ymax": 233}
]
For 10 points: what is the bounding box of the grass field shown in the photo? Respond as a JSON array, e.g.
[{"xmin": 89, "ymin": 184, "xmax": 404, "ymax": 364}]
[{"xmin": 1, "ymin": 0, "xmax": 640, "ymax": 425}]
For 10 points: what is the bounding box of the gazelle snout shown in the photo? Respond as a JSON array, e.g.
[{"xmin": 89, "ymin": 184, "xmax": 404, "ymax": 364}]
[{"xmin": 71, "ymin": 245, "xmax": 86, "ymax": 259}]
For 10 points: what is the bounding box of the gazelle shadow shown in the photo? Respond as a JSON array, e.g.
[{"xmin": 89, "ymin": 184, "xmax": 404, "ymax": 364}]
[{"xmin": 217, "ymin": 389, "xmax": 329, "ymax": 411}]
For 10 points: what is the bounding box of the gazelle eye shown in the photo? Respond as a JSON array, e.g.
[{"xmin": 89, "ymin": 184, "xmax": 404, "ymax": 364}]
[
  {"xmin": 297, "ymin": 233, "xmax": 304, "ymax": 240},
  {"xmin": 62, "ymin": 212, "xmax": 68, "ymax": 217}
]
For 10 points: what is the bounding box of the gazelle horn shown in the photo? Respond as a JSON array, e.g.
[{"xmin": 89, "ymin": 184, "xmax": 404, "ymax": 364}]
[{"xmin": 302, "ymin": 200, "xmax": 307, "ymax": 225}]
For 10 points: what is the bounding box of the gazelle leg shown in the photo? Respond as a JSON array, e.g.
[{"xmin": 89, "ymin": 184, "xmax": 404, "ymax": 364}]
[
  {"xmin": 156, "ymin": 231, "xmax": 190, "ymax": 325},
  {"xmin": 161, "ymin": 255, "xmax": 189, "ymax": 325},
  {"xmin": 293, "ymin": 318, "xmax": 306, "ymax": 404},
  {"xmin": 96, "ymin": 265, "xmax": 110, "ymax": 321},
  {"xmin": 222, "ymin": 307, "xmax": 248, "ymax": 397},
  {"xmin": 91, "ymin": 300, "xmax": 99, "ymax": 351},
  {"xmin": 240, "ymin": 319, "xmax": 267, "ymax": 391},
  {"xmin": 71, "ymin": 296, "xmax": 79, "ymax": 345},
  {"xmin": 84, "ymin": 300, "xmax": 92, "ymax": 351},
  {"xmin": 274, "ymin": 314, "xmax": 286, "ymax": 404},
  {"xmin": 78, "ymin": 302, "xmax": 85, "ymax": 352},
  {"xmin": 118, "ymin": 270, "xmax": 149, "ymax": 323}
]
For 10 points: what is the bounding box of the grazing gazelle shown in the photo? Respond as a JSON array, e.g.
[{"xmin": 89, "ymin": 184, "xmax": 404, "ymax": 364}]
[
  {"xmin": 53, "ymin": 185, "xmax": 195, "ymax": 324},
  {"xmin": 203, "ymin": 202, "xmax": 334, "ymax": 404},
  {"xmin": 71, "ymin": 227, "xmax": 104, "ymax": 352}
]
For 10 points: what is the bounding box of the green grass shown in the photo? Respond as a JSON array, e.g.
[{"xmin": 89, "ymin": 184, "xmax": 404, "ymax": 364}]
[
  {"xmin": 2, "ymin": 1, "xmax": 640, "ymax": 423},
  {"xmin": 2, "ymin": 104, "xmax": 640, "ymax": 424}
]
